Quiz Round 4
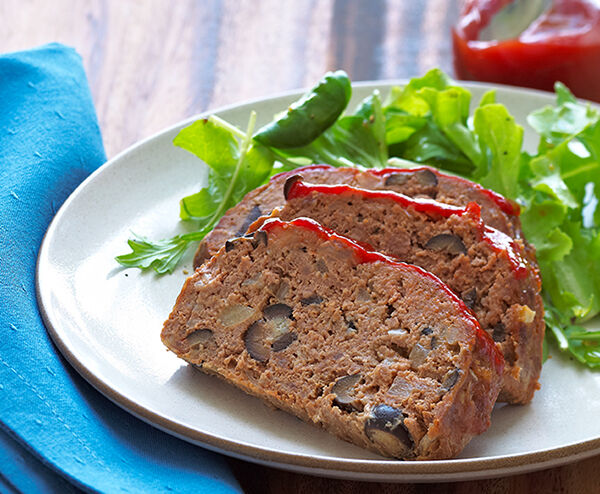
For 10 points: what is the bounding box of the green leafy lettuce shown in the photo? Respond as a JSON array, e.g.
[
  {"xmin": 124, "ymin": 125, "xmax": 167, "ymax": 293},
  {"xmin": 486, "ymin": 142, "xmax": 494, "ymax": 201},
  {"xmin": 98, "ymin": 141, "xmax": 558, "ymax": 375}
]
[
  {"xmin": 522, "ymin": 85, "xmax": 600, "ymax": 360},
  {"xmin": 117, "ymin": 70, "xmax": 600, "ymax": 367},
  {"xmin": 116, "ymin": 112, "xmax": 273, "ymax": 273},
  {"xmin": 379, "ymin": 72, "xmax": 600, "ymax": 365}
]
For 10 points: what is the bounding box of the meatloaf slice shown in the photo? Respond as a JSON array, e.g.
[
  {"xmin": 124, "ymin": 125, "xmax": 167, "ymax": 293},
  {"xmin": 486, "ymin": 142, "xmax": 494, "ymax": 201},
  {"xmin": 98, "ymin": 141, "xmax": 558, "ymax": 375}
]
[
  {"xmin": 269, "ymin": 178, "xmax": 543, "ymax": 405},
  {"xmin": 193, "ymin": 164, "xmax": 529, "ymax": 268},
  {"xmin": 162, "ymin": 218, "xmax": 503, "ymax": 460}
]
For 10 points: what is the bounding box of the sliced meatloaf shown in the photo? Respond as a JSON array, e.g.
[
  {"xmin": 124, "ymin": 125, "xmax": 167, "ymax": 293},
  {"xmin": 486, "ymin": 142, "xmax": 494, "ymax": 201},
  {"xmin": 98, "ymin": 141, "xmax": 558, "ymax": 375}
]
[
  {"xmin": 193, "ymin": 164, "xmax": 529, "ymax": 268},
  {"xmin": 162, "ymin": 218, "xmax": 503, "ymax": 460},
  {"xmin": 267, "ymin": 178, "xmax": 543, "ymax": 405}
]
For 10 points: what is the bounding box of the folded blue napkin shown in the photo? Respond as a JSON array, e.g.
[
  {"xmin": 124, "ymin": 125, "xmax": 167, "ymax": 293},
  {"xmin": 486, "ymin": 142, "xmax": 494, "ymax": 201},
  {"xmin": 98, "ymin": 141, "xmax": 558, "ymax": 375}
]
[{"xmin": 0, "ymin": 43, "xmax": 241, "ymax": 494}]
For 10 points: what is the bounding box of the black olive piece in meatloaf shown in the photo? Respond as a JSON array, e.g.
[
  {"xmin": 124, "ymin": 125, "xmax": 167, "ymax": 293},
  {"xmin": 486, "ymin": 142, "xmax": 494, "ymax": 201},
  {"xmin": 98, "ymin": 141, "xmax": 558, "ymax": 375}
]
[
  {"xmin": 162, "ymin": 218, "xmax": 504, "ymax": 460},
  {"xmin": 192, "ymin": 164, "xmax": 532, "ymax": 268},
  {"xmin": 267, "ymin": 178, "xmax": 544, "ymax": 405}
]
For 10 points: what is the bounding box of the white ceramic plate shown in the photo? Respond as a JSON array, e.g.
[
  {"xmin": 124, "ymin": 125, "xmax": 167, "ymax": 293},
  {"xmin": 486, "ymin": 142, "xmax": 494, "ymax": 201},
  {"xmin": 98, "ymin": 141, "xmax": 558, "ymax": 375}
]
[{"xmin": 37, "ymin": 82, "xmax": 600, "ymax": 482}]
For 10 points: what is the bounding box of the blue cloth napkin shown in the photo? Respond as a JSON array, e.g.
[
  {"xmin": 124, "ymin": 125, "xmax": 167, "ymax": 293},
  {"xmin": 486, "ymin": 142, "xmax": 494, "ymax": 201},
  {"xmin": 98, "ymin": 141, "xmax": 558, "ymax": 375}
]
[{"xmin": 0, "ymin": 43, "xmax": 242, "ymax": 494}]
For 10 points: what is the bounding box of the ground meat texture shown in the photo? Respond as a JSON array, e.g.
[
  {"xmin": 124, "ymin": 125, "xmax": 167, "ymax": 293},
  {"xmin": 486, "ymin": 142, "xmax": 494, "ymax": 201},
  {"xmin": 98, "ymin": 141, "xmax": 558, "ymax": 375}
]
[
  {"xmin": 192, "ymin": 165, "xmax": 533, "ymax": 268},
  {"xmin": 271, "ymin": 179, "xmax": 543, "ymax": 405},
  {"xmin": 163, "ymin": 218, "xmax": 503, "ymax": 460}
]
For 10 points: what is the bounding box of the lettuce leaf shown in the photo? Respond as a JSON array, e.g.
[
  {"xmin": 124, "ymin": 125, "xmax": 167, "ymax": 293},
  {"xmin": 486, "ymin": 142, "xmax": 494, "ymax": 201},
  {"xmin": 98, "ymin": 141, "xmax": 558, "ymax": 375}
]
[
  {"xmin": 384, "ymin": 69, "xmax": 480, "ymax": 176},
  {"xmin": 516, "ymin": 84, "xmax": 600, "ymax": 364},
  {"xmin": 380, "ymin": 72, "xmax": 600, "ymax": 365},
  {"xmin": 473, "ymin": 103, "xmax": 523, "ymax": 196},
  {"xmin": 527, "ymin": 83, "xmax": 599, "ymax": 146},
  {"xmin": 116, "ymin": 71, "xmax": 600, "ymax": 369}
]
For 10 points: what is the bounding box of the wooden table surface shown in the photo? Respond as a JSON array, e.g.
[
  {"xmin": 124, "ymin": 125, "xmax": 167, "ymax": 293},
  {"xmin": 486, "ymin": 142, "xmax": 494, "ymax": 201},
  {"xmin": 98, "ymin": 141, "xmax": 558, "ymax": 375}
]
[{"xmin": 2, "ymin": 1, "xmax": 599, "ymax": 492}]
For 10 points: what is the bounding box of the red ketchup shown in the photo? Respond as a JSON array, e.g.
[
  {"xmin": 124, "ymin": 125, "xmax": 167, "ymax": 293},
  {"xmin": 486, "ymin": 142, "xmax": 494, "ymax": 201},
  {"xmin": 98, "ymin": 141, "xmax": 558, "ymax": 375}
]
[
  {"xmin": 369, "ymin": 167, "xmax": 520, "ymax": 216},
  {"xmin": 453, "ymin": 0, "xmax": 600, "ymax": 102},
  {"xmin": 272, "ymin": 165, "xmax": 520, "ymax": 216},
  {"xmin": 285, "ymin": 179, "xmax": 530, "ymax": 279},
  {"xmin": 260, "ymin": 216, "xmax": 505, "ymax": 373}
]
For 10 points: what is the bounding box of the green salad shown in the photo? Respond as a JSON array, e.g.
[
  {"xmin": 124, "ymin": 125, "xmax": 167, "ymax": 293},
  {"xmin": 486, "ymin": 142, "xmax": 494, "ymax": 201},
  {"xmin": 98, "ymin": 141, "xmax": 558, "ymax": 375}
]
[{"xmin": 117, "ymin": 69, "xmax": 600, "ymax": 368}]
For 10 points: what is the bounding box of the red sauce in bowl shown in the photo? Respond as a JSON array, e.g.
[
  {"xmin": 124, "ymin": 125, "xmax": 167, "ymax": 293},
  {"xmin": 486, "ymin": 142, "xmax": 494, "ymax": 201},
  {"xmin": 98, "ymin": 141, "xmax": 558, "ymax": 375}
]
[{"xmin": 453, "ymin": 0, "xmax": 600, "ymax": 102}]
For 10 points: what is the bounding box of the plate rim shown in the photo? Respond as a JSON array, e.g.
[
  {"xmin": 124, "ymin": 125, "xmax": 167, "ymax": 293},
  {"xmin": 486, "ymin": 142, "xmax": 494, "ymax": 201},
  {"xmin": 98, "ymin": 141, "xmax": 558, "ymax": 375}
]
[{"xmin": 36, "ymin": 79, "xmax": 600, "ymax": 481}]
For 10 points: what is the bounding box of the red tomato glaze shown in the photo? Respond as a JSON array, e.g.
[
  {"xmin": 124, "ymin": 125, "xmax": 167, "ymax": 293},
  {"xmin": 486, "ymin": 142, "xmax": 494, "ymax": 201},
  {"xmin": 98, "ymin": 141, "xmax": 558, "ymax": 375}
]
[
  {"xmin": 272, "ymin": 164, "xmax": 520, "ymax": 216},
  {"xmin": 260, "ymin": 216, "xmax": 505, "ymax": 373},
  {"xmin": 285, "ymin": 179, "xmax": 530, "ymax": 279},
  {"xmin": 369, "ymin": 167, "xmax": 520, "ymax": 216}
]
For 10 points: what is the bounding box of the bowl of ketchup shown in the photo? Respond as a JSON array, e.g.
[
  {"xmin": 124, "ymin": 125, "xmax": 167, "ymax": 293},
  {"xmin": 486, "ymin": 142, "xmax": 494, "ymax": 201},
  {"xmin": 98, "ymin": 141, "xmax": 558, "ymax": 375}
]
[{"xmin": 453, "ymin": 0, "xmax": 600, "ymax": 102}]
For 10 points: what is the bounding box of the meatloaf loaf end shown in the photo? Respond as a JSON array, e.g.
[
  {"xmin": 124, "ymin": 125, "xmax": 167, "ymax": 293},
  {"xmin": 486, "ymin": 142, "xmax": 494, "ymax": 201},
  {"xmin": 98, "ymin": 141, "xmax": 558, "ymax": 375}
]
[
  {"xmin": 192, "ymin": 164, "xmax": 531, "ymax": 268},
  {"xmin": 162, "ymin": 218, "xmax": 504, "ymax": 460},
  {"xmin": 269, "ymin": 178, "xmax": 544, "ymax": 405}
]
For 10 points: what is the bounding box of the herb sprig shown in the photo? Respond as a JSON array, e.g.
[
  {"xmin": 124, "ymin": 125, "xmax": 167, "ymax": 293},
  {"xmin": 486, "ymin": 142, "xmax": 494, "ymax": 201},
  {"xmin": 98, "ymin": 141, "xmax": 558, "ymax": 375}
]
[{"xmin": 116, "ymin": 111, "xmax": 261, "ymax": 273}]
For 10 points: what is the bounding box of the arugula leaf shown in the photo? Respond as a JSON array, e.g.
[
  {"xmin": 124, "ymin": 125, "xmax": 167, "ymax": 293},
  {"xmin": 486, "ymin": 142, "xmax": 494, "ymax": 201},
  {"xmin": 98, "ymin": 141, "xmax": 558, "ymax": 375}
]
[
  {"xmin": 115, "ymin": 229, "xmax": 210, "ymax": 274},
  {"xmin": 556, "ymin": 82, "xmax": 577, "ymax": 106},
  {"xmin": 578, "ymin": 119, "xmax": 600, "ymax": 161},
  {"xmin": 383, "ymin": 70, "xmax": 524, "ymax": 196},
  {"xmin": 179, "ymin": 145, "xmax": 274, "ymax": 221},
  {"xmin": 116, "ymin": 112, "xmax": 267, "ymax": 273}
]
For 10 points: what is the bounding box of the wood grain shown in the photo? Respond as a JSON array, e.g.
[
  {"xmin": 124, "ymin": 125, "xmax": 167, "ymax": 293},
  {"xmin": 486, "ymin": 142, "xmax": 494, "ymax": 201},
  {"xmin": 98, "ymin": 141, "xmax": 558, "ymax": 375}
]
[
  {"xmin": 0, "ymin": 0, "xmax": 458, "ymax": 157},
  {"xmin": 2, "ymin": 1, "xmax": 598, "ymax": 492},
  {"xmin": 229, "ymin": 454, "xmax": 600, "ymax": 494}
]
